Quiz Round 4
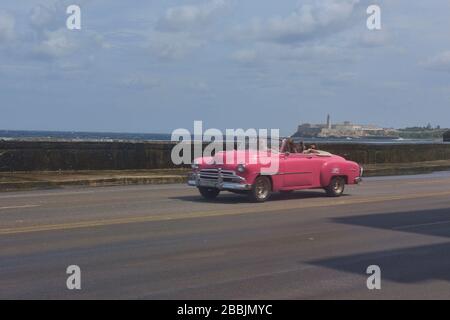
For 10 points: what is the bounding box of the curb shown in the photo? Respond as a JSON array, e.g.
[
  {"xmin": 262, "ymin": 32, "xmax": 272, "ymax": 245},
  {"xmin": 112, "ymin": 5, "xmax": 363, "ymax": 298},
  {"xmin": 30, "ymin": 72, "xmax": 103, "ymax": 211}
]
[{"xmin": 1, "ymin": 164, "xmax": 450, "ymax": 192}]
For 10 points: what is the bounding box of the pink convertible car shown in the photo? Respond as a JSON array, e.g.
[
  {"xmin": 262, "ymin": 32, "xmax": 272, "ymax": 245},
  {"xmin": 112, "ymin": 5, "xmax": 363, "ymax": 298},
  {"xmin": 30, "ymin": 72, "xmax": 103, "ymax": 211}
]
[{"xmin": 188, "ymin": 140, "xmax": 363, "ymax": 202}]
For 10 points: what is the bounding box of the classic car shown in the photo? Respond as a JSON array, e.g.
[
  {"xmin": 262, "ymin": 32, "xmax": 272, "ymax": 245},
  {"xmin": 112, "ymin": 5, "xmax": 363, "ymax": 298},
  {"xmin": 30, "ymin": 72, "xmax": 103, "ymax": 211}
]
[{"xmin": 187, "ymin": 140, "xmax": 363, "ymax": 202}]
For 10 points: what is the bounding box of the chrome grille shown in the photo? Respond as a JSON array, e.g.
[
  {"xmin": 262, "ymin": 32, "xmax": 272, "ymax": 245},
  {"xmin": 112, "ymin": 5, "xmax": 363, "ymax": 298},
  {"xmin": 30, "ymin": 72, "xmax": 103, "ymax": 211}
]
[{"xmin": 199, "ymin": 169, "xmax": 237, "ymax": 182}]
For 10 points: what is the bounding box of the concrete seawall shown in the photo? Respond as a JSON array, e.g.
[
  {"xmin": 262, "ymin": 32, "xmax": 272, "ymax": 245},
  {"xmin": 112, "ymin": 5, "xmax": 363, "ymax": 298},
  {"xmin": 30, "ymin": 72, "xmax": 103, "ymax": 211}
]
[
  {"xmin": 0, "ymin": 140, "xmax": 450, "ymax": 172},
  {"xmin": 318, "ymin": 143, "xmax": 450, "ymax": 164},
  {"xmin": 444, "ymin": 131, "xmax": 450, "ymax": 142},
  {"xmin": 0, "ymin": 141, "xmax": 175, "ymax": 171}
]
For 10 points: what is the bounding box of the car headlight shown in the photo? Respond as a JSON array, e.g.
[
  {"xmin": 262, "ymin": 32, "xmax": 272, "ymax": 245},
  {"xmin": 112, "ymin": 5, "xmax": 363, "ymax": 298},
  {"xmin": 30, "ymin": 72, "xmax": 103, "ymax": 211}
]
[{"xmin": 237, "ymin": 164, "xmax": 246, "ymax": 173}]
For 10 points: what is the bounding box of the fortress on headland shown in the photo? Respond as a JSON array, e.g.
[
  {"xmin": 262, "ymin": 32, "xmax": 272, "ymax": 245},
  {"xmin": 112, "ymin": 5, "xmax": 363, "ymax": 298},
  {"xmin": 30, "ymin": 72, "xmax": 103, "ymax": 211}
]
[{"xmin": 292, "ymin": 115, "xmax": 399, "ymax": 139}]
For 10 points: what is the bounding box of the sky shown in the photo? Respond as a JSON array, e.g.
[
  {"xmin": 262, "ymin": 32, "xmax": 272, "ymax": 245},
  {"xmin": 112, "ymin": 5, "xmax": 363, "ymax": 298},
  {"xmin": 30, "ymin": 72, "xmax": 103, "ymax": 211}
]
[{"xmin": 0, "ymin": 0, "xmax": 450, "ymax": 135}]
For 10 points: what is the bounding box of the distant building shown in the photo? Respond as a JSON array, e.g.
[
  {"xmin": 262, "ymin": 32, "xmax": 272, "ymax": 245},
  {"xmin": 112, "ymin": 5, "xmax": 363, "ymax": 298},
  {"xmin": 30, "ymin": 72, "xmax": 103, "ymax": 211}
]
[
  {"xmin": 292, "ymin": 115, "xmax": 398, "ymax": 139},
  {"xmin": 444, "ymin": 130, "xmax": 450, "ymax": 142}
]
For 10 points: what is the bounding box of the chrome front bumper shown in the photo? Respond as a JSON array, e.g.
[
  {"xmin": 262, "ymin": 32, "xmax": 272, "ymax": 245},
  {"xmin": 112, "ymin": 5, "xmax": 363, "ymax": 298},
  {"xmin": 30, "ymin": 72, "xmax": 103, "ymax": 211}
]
[
  {"xmin": 354, "ymin": 166, "xmax": 364, "ymax": 184},
  {"xmin": 187, "ymin": 171, "xmax": 252, "ymax": 191}
]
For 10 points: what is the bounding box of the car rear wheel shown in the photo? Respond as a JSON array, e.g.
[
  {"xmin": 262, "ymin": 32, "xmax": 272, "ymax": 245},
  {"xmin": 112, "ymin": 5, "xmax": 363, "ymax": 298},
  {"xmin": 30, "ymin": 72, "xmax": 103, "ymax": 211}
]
[
  {"xmin": 198, "ymin": 187, "xmax": 220, "ymax": 200},
  {"xmin": 249, "ymin": 176, "xmax": 272, "ymax": 202},
  {"xmin": 326, "ymin": 176, "xmax": 345, "ymax": 197}
]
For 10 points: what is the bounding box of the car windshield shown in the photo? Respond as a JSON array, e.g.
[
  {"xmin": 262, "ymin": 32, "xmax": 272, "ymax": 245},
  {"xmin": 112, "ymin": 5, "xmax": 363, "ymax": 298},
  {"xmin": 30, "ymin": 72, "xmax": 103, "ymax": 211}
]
[{"xmin": 245, "ymin": 138, "xmax": 281, "ymax": 153}]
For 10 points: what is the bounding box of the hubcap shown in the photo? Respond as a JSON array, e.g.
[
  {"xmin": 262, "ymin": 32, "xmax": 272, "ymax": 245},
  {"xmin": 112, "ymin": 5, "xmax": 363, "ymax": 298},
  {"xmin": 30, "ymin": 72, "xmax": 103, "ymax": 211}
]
[
  {"xmin": 333, "ymin": 179, "xmax": 344, "ymax": 193},
  {"xmin": 255, "ymin": 178, "xmax": 269, "ymax": 199}
]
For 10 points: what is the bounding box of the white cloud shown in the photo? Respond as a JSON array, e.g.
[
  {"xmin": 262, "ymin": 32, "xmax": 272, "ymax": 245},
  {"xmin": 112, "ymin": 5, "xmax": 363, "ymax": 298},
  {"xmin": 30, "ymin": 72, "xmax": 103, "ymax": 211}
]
[
  {"xmin": 320, "ymin": 71, "xmax": 357, "ymax": 86},
  {"xmin": 277, "ymin": 44, "xmax": 350, "ymax": 62},
  {"xmin": 231, "ymin": 49, "xmax": 258, "ymax": 64},
  {"xmin": 151, "ymin": 0, "xmax": 232, "ymax": 61},
  {"xmin": 120, "ymin": 75, "xmax": 162, "ymax": 89},
  {"xmin": 423, "ymin": 51, "xmax": 450, "ymax": 72},
  {"xmin": 0, "ymin": 12, "xmax": 15, "ymax": 43},
  {"xmin": 157, "ymin": 0, "xmax": 228, "ymax": 32},
  {"xmin": 235, "ymin": 0, "xmax": 360, "ymax": 44},
  {"xmin": 358, "ymin": 30, "xmax": 389, "ymax": 47},
  {"xmin": 189, "ymin": 80, "xmax": 209, "ymax": 91},
  {"xmin": 148, "ymin": 31, "xmax": 204, "ymax": 60},
  {"xmin": 29, "ymin": 3, "xmax": 60, "ymax": 31},
  {"xmin": 25, "ymin": 3, "xmax": 108, "ymax": 62},
  {"xmin": 32, "ymin": 29, "xmax": 76, "ymax": 59},
  {"xmin": 231, "ymin": 43, "xmax": 353, "ymax": 68}
]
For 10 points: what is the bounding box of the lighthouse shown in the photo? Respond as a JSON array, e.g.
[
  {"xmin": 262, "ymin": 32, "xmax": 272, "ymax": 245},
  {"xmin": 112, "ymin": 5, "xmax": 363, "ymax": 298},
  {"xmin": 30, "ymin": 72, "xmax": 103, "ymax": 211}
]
[{"xmin": 326, "ymin": 114, "xmax": 331, "ymax": 129}]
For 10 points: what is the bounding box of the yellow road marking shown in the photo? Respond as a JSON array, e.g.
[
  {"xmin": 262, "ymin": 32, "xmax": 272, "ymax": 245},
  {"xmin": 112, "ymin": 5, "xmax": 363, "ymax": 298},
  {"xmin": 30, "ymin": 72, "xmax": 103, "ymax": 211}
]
[
  {"xmin": 0, "ymin": 205, "xmax": 40, "ymax": 211},
  {"xmin": 1, "ymin": 190, "xmax": 450, "ymax": 236}
]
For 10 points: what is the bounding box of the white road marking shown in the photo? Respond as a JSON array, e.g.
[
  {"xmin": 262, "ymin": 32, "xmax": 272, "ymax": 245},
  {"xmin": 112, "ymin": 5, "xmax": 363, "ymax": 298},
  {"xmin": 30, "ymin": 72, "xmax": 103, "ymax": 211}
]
[{"xmin": 394, "ymin": 219, "xmax": 450, "ymax": 230}]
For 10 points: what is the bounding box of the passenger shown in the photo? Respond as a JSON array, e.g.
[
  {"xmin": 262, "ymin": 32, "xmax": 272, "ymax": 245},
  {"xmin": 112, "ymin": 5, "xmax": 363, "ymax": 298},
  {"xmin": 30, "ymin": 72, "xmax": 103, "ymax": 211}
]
[
  {"xmin": 303, "ymin": 143, "xmax": 320, "ymax": 154},
  {"xmin": 299, "ymin": 141, "xmax": 305, "ymax": 153},
  {"xmin": 291, "ymin": 139, "xmax": 303, "ymax": 153},
  {"xmin": 280, "ymin": 138, "xmax": 288, "ymax": 153},
  {"xmin": 281, "ymin": 138, "xmax": 300, "ymax": 153},
  {"xmin": 287, "ymin": 139, "xmax": 296, "ymax": 153}
]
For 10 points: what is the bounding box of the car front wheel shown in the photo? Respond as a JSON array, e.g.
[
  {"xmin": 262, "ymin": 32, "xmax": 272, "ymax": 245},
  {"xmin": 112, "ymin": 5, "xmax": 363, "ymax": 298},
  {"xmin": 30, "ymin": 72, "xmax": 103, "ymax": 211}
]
[
  {"xmin": 325, "ymin": 176, "xmax": 345, "ymax": 197},
  {"xmin": 249, "ymin": 176, "xmax": 272, "ymax": 202},
  {"xmin": 198, "ymin": 187, "xmax": 220, "ymax": 200}
]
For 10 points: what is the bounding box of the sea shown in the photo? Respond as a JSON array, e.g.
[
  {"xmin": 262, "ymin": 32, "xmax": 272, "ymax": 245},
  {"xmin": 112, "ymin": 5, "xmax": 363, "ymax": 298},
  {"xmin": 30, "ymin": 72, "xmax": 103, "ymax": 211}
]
[
  {"xmin": 0, "ymin": 130, "xmax": 447, "ymax": 144},
  {"xmin": 0, "ymin": 130, "xmax": 171, "ymax": 142}
]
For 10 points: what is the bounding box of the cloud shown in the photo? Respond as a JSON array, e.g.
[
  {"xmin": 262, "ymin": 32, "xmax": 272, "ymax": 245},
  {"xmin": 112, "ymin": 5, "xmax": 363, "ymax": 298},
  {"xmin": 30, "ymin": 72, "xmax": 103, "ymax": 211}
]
[
  {"xmin": 29, "ymin": 3, "xmax": 62, "ymax": 32},
  {"xmin": 235, "ymin": 0, "xmax": 360, "ymax": 44},
  {"xmin": 151, "ymin": 1, "xmax": 232, "ymax": 61},
  {"xmin": 231, "ymin": 49, "xmax": 258, "ymax": 65},
  {"xmin": 276, "ymin": 44, "xmax": 351, "ymax": 63},
  {"xmin": 120, "ymin": 75, "xmax": 162, "ymax": 89},
  {"xmin": 157, "ymin": 0, "xmax": 229, "ymax": 32},
  {"xmin": 230, "ymin": 43, "xmax": 353, "ymax": 68},
  {"xmin": 148, "ymin": 31, "xmax": 204, "ymax": 60},
  {"xmin": 0, "ymin": 11, "xmax": 15, "ymax": 43},
  {"xmin": 188, "ymin": 80, "xmax": 209, "ymax": 92},
  {"xmin": 320, "ymin": 71, "xmax": 357, "ymax": 87},
  {"xmin": 423, "ymin": 51, "xmax": 450, "ymax": 72},
  {"xmin": 358, "ymin": 30, "xmax": 389, "ymax": 47},
  {"xmin": 32, "ymin": 29, "xmax": 77, "ymax": 59},
  {"xmin": 25, "ymin": 2, "xmax": 107, "ymax": 62}
]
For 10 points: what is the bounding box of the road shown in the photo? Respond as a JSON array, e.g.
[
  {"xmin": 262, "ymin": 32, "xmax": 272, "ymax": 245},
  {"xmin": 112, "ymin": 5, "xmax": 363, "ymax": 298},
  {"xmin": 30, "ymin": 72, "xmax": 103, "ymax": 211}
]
[{"xmin": 1, "ymin": 172, "xmax": 450, "ymax": 299}]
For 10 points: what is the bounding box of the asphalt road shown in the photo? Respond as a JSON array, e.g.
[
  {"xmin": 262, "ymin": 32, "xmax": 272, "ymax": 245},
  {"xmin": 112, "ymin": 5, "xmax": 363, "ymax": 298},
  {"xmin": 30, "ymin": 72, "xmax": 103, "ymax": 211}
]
[{"xmin": 1, "ymin": 172, "xmax": 450, "ymax": 299}]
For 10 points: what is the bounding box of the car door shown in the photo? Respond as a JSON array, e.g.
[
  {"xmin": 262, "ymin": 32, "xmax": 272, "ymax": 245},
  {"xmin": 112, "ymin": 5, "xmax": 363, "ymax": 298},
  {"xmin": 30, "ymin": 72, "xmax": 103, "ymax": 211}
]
[{"xmin": 281, "ymin": 153, "xmax": 315, "ymax": 187}]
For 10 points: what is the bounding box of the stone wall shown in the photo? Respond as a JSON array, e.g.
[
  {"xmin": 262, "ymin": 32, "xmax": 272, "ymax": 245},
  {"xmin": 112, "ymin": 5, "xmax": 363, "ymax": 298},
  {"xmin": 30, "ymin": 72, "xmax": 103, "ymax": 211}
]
[{"xmin": 0, "ymin": 140, "xmax": 449, "ymax": 172}]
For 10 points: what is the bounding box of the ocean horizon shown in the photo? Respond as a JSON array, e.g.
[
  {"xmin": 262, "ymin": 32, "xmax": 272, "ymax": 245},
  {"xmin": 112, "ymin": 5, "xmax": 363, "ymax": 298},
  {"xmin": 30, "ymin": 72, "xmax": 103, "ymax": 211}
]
[{"xmin": 0, "ymin": 129, "xmax": 447, "ymax": 144}]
